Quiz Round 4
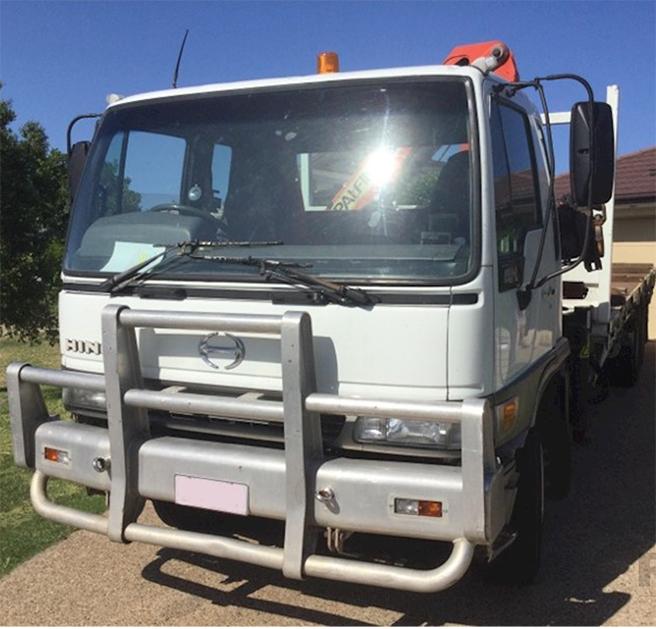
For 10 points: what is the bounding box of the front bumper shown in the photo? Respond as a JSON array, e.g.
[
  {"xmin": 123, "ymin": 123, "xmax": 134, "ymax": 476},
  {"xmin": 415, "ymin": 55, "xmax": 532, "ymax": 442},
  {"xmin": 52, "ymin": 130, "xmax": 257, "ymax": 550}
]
[{"xmin": 8, "ymin": 304, "xmax": 507, "ymax": 592}]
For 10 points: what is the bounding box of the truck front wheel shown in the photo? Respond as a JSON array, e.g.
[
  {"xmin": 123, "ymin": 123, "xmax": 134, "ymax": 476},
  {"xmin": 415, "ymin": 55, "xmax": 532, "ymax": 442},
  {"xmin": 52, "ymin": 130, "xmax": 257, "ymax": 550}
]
[
  {"xmin": 538, "ymin": 388, "xmax": 572, "ymax": 500},
  {"xmin": 487, "ymin": 430, "xmax": 544, "ymax": 585}
]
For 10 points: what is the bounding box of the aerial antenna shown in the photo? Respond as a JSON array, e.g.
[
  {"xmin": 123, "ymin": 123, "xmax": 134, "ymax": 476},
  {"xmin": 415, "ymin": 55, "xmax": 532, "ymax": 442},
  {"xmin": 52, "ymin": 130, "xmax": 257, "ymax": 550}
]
[{"xmin": 171, "ymin": 29, "xmax": 189, "ymax": 88}]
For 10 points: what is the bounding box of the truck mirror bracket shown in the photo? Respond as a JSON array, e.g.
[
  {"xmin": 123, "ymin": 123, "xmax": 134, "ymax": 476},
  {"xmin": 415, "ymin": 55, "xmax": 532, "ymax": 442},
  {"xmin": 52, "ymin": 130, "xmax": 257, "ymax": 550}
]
[{"xmin": 502, "ymin": 74, "xmax": 598, "ymax": 295}]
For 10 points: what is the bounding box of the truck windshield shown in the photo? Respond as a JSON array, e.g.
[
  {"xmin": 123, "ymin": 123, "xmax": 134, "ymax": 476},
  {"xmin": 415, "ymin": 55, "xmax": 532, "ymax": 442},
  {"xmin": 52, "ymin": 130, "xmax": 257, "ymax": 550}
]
[{"xmin": 65, "ymin": 78, "xmax": 477, "ymax": 283}]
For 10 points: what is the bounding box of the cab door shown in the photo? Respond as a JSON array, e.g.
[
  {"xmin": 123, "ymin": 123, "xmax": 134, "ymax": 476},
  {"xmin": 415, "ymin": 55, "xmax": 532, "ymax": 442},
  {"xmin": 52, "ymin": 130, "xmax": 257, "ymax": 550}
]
[{"xmin": 490, "ymin": 98, "xmax": 558, "ymax": 389}]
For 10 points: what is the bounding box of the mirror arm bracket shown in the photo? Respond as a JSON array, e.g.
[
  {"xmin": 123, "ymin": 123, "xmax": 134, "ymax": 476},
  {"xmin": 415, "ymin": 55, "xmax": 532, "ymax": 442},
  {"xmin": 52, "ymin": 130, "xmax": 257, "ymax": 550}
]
[
  {"xmin": 67, "ymin": 113, "xmax": 101, "ymax": 155},
  {"xmin": 502, "ymin": 74, "xmax": 597, "ymax": 297}
]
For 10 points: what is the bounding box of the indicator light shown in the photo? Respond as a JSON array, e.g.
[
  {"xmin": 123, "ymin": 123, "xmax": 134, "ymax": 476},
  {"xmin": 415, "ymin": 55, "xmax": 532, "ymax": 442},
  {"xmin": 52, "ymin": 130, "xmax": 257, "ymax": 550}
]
[
  {"xmin": 497, "ymin": 397, "xmax": 519, "ymax": 434},
  {"xmin": 43, "ymin": 447, "xmax": 71, "ymax": 465},
  {"xmin": 394, "ymin": 498, "xmax": 443, "ymax": 517},
  {"xmin": 418, "ymin": 500, "xmax": 443, "ymax": 517}
]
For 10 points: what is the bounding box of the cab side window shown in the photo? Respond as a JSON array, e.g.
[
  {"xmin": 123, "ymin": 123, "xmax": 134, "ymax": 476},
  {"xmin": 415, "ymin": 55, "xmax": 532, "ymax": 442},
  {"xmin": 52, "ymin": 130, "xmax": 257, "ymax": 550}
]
[
  {"xmin": 490, "ymin": 100, "xmax": 542, "ymax": 290},
  {"xmin": 122, "ymin": 131, "xmax": 186, "ymax": 211},
  {"xmin": 211, "ymin": 143, "xmax": 232, "ymax": 210}
]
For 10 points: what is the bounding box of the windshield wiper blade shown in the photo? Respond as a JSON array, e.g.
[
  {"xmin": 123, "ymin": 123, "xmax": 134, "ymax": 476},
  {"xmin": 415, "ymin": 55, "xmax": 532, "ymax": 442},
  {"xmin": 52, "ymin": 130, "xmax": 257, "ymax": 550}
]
[
  {"xmin": 179, "ymin": 240, "xmax": 284, "ymax": 248},
  {"xmin": 260, "ymin": 265, "xmax": 374, "ymax": 307},
  {"xmin": 99, "ymin": 245, "xmax": 180, "ymax": 293},
  {"xmin": 100, "ymin": 240, "xmax": 283, "ymax": 294},
  {"xmin": 189, "ymin": 253, "xmax": 375, "ymax": 308}
]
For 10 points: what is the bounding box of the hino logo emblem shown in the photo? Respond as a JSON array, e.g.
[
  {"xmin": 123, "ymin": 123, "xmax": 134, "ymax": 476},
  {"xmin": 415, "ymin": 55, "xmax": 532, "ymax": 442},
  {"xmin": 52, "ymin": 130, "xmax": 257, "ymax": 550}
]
[
  {"xmin": 65, "ymin": 339, "xmax": 102, "ymax": 355},
  {"xmin": 199, "ymin": 332, "xmax": 245, "ymax": 370}
]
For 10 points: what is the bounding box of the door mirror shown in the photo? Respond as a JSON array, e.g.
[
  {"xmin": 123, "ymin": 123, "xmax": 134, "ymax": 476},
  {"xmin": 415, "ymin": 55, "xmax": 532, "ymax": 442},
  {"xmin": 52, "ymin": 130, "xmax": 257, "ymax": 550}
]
[
  {"xmin": 558, "ymin": 200, "xmax": 588, "ymax": 262},
  {"xmin": 68, "ymin": 141, "xmax": 90, "ymax": 201},
  {"xmin": 570, "ymin": 101, "xmax": 614, "ymax": 207},
  {"xmin": 558, "ymin": 198, "xmax": 604, "ymax": 271}
]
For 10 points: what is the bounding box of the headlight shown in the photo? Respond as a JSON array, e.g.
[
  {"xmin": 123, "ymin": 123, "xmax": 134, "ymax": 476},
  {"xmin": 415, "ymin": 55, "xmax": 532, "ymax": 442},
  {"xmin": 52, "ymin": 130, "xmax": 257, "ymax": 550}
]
[
  {"xmin": 353, "ymin": 417, "xmax": 461, "ymax": 450},
  {"xmin": 62, "ymin": 387, "xmax": 107, "ymax": 414}
]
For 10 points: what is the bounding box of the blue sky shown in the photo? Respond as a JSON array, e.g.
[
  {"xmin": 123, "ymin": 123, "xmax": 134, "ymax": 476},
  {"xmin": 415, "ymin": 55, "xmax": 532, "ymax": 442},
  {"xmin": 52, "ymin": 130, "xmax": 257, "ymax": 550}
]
[{"xmin": 2, "ymin": 0, "xmax": 655, "ymax": 173}]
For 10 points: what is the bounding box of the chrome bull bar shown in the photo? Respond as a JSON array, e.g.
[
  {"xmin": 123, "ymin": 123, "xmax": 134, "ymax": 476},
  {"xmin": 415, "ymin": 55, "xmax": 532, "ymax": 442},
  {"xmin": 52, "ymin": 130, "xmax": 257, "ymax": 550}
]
[
  {"xmin": 8, "ymin": 304, "xmax": 500, "ymax": 592},
  {"xmin": 30, "ymin": 472, "xmax": 474, "ymax": 592}
]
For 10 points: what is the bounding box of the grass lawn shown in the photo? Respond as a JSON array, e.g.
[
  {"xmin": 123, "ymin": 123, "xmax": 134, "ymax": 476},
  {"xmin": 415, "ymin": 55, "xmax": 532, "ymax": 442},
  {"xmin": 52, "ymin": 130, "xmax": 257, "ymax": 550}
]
[{"xmin": 0, "ymin": 337, "xmax": 105, "ymax": 577}]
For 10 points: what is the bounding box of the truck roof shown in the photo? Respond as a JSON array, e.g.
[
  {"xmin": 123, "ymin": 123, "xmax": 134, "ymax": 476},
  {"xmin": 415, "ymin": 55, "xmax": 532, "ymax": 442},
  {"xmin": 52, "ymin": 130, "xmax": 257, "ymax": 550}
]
[{"xmin": 108, "ymin": 64, "xmax": 486, "ymax": 109}]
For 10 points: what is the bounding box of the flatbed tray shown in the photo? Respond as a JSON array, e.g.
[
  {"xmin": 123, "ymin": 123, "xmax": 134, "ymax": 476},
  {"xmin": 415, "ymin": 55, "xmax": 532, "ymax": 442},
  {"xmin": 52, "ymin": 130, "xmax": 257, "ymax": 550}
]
[{"xmin": 610, "ymin": 263, "xmax": 655, "ymax": 307}]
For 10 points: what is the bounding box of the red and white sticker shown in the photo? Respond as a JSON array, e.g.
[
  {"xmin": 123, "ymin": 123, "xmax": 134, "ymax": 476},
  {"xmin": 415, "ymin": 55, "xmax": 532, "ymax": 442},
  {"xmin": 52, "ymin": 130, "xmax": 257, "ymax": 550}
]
[{"xmin": 328, "ymin": 147, "xmax": 412, "ymax": 211}]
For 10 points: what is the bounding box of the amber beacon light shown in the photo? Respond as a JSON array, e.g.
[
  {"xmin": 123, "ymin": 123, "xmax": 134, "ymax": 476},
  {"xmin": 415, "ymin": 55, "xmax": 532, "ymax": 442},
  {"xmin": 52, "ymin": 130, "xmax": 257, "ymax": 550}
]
[{"xmin": 317, "ymin": 51, "xmax": 340, "ymax": 73}]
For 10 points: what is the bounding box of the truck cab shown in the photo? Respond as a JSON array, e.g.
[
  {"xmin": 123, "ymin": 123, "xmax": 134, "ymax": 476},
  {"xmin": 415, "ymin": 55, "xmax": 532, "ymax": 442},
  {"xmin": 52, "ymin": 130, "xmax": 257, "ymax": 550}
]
[
  {"xmin": 62, "ymin": 63, "xmax": 559, "ymax": 402},
  {"xmin": 10, "ymin": 43, "xmax": 643, "ymax": 592}
]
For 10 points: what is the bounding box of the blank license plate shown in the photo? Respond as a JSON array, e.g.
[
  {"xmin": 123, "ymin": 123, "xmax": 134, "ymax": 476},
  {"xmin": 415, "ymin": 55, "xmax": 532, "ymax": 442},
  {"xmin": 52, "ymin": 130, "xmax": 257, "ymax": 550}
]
[{"xmin": 174, "ymin": 475, "xmax": 249, "ymax": 515}]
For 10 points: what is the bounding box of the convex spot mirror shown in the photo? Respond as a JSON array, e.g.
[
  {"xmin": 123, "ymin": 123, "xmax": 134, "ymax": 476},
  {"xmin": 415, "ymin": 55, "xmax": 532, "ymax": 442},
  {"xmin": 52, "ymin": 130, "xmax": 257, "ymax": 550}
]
[
  {"xmin": 570, "ymin": 101, "xmax": 614, "ymax": 207},
  {"xmin": 68, "ymin": 140, "xmax": 90, "ymax": 202},
  {"xmin": 558, "ymin": 201, "xmax": 590, "ymax": 262}
]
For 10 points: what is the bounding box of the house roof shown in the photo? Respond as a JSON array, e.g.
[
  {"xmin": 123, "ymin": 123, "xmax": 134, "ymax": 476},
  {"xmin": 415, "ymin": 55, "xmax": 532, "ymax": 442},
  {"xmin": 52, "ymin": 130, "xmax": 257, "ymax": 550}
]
[{"xmin": 554, "ymin": 146, "xmax": 656, "ymax": 204}]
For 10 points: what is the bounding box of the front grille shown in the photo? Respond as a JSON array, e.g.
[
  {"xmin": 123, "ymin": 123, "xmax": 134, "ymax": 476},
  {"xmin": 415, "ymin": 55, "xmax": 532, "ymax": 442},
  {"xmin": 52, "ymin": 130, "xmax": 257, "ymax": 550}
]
[
  {"xmin": 71, "ymin": 378, "xmax": 347, "ymax": 452},
  {"xmin": 149, "ymin": 410, "xmax": 346, "ymax": 452}
]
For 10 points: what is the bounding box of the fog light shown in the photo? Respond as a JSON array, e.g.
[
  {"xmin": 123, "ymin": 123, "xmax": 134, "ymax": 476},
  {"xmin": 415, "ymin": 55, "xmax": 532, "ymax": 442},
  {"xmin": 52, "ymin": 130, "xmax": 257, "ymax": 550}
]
[
  {"xmin": 354, "ymin": 416, "xmax": 460, "ymax": 449},
  {"xmin": 44, "ymin": 447, "xmax": 71, "ymax": 466},
  {"xmin": 394, "ymin": 498, "xmax": 442, "ymax": 517},
  {"xmin": 394, "ymin": 498, "xmax": 419, "ymax": 515}
]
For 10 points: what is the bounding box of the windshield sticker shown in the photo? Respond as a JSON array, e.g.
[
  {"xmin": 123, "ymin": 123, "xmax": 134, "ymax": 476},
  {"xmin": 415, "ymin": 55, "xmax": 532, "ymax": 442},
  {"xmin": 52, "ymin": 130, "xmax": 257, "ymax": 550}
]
[
  {"xmin": 328, "ymin": 147, "xmax": 412, "ymax": 211},
  {"xmin": 100, "ymin": 242, "xmax": 166, "ymax": 273}
]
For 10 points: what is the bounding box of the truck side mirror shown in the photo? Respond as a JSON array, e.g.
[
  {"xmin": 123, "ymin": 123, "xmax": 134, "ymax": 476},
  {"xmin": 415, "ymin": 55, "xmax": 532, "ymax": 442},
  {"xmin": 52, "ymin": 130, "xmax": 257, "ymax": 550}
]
[
  {"xmin": 570, "ymin": 101, "xmax": 614, "ymax": 207},
  {"xmin": 68, "ymin": 141, "xmax": 90, "ymax": 202}
]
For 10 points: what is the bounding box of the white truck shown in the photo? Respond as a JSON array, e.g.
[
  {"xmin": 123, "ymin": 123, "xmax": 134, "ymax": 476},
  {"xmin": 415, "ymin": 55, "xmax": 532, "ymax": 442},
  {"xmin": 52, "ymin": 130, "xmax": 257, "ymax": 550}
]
[{"xmin": 8, "ymin": 40, "xmax": 654, "ymax": 592}]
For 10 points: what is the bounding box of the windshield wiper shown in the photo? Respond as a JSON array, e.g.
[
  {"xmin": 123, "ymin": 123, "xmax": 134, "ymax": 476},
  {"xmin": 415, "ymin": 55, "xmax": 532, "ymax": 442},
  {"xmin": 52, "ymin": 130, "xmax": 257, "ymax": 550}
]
[
  {"xmin": 101, "ymin": 241, "xmax": 373, "ymax": 307},
  {"xmin": 100, "ymin": 240, "xmax": 283, "ymax": 294},
  {"xmin": 188, "ymin": 252, "xmax": 375, "ymax": 308}
]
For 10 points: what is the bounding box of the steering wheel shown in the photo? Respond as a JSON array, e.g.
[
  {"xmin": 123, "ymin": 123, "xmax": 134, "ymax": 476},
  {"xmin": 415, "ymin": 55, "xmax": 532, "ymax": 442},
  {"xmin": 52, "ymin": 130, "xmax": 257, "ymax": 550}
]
[{"xmin": 149, "ymin": 203, "xmax": 217, "ymax": 222}]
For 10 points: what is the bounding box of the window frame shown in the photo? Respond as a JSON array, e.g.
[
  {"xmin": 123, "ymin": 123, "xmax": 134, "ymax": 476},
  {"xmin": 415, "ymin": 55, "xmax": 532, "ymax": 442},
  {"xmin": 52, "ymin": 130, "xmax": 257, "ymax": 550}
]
[
  {"xmin": 490, "ymin": 96, "xmax": 544, "ymax": 292},
  {"xmin": 121, "ymin": 129, "xmax": 188, "ymax": 212},
  {"xmin": 211, "ymin": 142, "xmax": 233, "ymax": 206}
]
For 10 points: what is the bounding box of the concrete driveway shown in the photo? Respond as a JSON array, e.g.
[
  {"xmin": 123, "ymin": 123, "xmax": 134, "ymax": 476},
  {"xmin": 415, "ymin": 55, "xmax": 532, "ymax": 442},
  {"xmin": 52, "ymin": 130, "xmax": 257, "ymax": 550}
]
[{"xmin": 1, "ymin": 344, "xmax": 654, "ymax": 626}]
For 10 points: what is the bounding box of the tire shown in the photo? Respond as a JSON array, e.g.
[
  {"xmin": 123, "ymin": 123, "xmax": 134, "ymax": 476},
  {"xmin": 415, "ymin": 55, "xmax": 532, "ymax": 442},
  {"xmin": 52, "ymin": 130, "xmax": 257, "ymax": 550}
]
[
  {"xmin": 538, "ymin": 390, "xmax": 572, "ymax": 500},
  {"xmin": 607, "ymin": 313, "xmax": 642, "ymax": 387},
  {"xmin": 487, "ymin": 431, "xmax": 544, "ymax": 585}
]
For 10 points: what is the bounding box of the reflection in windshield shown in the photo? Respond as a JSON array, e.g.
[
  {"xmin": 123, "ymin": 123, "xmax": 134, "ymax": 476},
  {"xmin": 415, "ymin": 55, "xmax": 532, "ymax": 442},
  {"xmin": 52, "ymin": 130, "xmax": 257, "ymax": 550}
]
[{"xmin": 65, "ymin": 78, "xmax": 476, "ymax": 283}]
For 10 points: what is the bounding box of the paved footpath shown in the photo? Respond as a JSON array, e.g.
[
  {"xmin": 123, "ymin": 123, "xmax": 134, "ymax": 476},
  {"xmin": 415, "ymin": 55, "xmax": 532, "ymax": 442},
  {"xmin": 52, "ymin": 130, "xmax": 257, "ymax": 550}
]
[{"xmin": 2, "ymin": 345, "xmax": 655, "ymax": 626}]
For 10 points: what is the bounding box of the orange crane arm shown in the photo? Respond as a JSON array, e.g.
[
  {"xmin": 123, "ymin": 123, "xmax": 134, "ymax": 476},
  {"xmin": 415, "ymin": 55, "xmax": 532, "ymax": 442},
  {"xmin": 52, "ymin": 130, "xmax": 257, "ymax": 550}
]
[{"xmin": 443, "ymin": 40, "xmax": 519, "ymax": 82}]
